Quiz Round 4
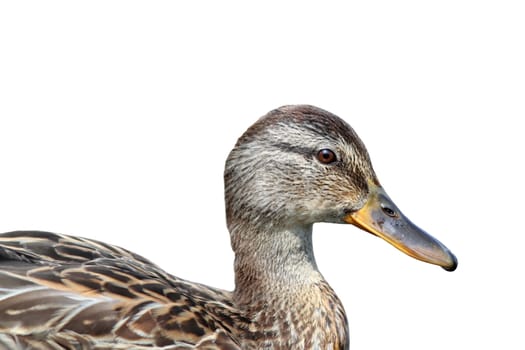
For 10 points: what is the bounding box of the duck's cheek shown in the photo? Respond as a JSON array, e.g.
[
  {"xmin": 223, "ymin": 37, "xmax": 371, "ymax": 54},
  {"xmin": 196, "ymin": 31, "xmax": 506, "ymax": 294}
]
[{"xmin": 285, "ymin": 199, "xmax": 343, "ymax": 224}]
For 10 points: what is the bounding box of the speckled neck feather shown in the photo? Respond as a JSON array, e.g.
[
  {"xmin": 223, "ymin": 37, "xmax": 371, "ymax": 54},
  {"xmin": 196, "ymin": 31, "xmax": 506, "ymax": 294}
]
[{"xmin": 231, "ymin": 225, "xmax": 349, "ymax": 349}]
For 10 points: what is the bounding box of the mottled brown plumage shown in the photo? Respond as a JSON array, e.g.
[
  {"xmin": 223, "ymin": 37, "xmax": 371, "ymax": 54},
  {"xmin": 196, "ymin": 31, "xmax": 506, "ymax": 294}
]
[{"xmin": 0, "ymin": 105, "xmax": 457, "ymax": 349}]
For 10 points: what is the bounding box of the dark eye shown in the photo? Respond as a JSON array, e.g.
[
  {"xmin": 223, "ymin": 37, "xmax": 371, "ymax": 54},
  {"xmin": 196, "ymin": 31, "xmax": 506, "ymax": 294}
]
[{"xmin": 317, "ymin": 149, "xmax": 337, "ymax": 164}]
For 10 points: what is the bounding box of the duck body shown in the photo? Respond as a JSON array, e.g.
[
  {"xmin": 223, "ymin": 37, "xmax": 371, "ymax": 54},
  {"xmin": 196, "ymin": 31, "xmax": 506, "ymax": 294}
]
[
  {"xmin": 0, "ymin": 230, "xmax": 346, "ymax": 349},
  {"xmin": 0, "ymin": 105, "xmax": 456, "ymax": 349},
  {"xmin": 0, "ymin": 231, "xmax": 244, "ymax": 349},
  {"xmin": 0, "ymin": 231, "xmax": 348, "ymax": 350}
]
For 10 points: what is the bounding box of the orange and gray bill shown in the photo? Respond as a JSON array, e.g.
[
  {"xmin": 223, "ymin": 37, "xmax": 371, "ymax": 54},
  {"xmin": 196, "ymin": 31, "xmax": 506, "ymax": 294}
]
[{"xmin": 344, "ymin": 183, "xmax": 458, "ymax": 271}]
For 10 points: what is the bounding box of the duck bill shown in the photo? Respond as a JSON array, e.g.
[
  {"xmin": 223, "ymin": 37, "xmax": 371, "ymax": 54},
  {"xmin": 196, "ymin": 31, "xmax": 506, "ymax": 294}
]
[{"xmin": 344, "ymin": 184, "xmax": 457, "ymax": 271}]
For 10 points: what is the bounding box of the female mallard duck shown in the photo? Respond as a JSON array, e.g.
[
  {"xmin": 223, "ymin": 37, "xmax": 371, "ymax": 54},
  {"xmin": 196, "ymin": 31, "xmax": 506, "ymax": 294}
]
[{"xmin": 0, "ymin": 105, "xmax": 457, "ymax": 349}]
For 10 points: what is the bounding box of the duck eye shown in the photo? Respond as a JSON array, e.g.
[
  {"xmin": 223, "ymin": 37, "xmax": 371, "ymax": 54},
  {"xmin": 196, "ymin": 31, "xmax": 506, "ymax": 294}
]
[{"xmin": 317, "ymin": 149, "xmax": 337, "ymax": 164}]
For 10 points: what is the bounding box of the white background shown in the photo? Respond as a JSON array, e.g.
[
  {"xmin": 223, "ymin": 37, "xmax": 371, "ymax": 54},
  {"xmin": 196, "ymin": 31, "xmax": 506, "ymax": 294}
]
[{"xmin": 1, "ymin": 1, "xmax": 524, "ymax": 349}]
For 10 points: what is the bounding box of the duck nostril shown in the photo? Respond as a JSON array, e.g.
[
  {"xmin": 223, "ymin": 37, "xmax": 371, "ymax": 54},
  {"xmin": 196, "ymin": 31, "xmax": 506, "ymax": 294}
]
[{"xmin": 381, "ymin": 205, "xmax": 397, "ymax": 218}]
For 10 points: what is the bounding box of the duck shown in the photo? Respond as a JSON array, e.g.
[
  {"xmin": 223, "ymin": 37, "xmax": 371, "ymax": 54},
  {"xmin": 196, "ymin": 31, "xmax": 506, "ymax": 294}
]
[{"xmin": 0, "ymin": 105, "xmax": 457, "ymax": 349}]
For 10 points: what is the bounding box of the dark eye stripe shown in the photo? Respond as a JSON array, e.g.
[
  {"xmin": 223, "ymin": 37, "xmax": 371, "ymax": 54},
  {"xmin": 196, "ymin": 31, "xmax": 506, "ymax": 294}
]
[{"xmin": 273, "ymin": 142, "xmax": 312, "ymax": 156}]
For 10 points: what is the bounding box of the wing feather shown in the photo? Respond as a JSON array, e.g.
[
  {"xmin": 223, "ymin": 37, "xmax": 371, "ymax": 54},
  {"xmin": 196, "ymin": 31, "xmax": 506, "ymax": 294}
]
[{"xmin": 0, "ymin": 231, "xmax": 241, "ymax": 349}]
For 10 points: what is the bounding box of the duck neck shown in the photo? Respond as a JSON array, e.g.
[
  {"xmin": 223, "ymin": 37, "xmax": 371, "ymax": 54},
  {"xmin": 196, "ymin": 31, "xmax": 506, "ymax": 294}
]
[
  {"xmin": 230, "ymin": 223, "xmax": 349, "ymax": 349},
  {"xmin": 231, "ymin": 223, "xmax": 324, "ymax": 306}
]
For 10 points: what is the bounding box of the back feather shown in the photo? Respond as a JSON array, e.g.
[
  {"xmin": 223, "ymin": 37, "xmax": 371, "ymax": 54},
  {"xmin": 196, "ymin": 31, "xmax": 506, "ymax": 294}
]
[{"xmin": 0, "ymin": 231, "xmax": 241, "ymax": 350}]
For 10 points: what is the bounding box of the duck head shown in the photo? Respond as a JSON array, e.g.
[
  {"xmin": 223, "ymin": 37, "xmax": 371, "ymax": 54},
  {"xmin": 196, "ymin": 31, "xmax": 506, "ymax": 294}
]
[{"xmin": 224, "ymin": 105, "xmax": 457, "ymax": 271}]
